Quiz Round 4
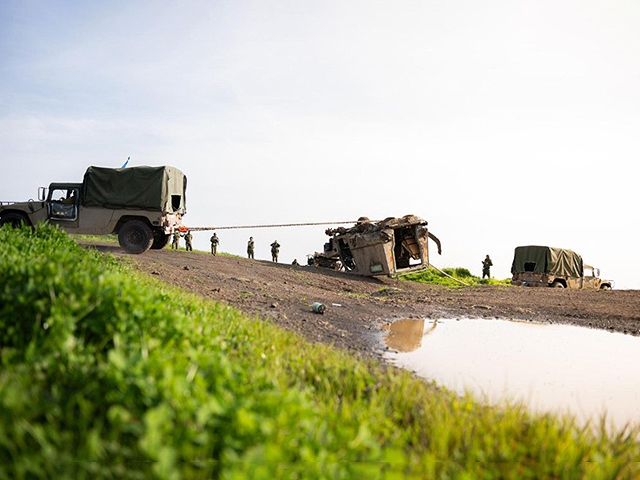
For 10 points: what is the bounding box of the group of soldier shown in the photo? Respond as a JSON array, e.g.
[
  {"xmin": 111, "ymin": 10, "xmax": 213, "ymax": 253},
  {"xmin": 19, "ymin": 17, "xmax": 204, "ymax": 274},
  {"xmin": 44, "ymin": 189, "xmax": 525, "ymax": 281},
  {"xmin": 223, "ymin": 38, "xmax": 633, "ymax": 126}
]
[
  {"xmin": 171, "ymin": 230, "xmax": 193, "ymax": 251},
  {"xmin": 247, "ymin": 236, "xmax": 280, "ymax": 262},
  {"xmin": 171, "ymin": 230, "xmax": 281, "ymax": 263}
]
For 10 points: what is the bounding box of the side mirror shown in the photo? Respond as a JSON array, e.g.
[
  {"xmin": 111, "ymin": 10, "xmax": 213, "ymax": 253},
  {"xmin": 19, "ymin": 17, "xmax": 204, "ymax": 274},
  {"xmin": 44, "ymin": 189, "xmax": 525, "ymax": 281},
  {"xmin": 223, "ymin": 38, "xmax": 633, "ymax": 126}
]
[{"xmin": 38, "ymin": 187, "xmax": 47, "ymax": 202}]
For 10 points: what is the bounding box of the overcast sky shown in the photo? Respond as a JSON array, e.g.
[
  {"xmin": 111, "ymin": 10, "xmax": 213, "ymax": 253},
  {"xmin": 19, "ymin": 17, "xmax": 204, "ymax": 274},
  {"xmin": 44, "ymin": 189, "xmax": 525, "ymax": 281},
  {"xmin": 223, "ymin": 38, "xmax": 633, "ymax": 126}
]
[{"xmin": 1, "ymin": 0, "xmax": 639, "ymax": 288}]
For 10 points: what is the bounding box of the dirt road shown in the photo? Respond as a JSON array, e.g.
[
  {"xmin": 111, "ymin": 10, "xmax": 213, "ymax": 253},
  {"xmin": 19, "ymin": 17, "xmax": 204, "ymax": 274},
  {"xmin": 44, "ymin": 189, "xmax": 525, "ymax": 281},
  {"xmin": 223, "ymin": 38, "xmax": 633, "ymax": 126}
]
[{"xmin": 93, "ymin": 244, "xmax": 640, "ymax": 357}]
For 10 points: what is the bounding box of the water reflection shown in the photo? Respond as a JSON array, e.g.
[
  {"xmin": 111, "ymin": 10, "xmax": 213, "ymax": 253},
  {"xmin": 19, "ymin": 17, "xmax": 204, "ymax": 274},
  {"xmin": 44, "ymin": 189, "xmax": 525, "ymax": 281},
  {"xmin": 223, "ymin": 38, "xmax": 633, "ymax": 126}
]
[
  {"xmin": 381, "ymin": 319, "xmax": 426, "ymax": 352},
  {"xmin": 384, "ymin": 318, "xmax": 640, "ymax": 429}
]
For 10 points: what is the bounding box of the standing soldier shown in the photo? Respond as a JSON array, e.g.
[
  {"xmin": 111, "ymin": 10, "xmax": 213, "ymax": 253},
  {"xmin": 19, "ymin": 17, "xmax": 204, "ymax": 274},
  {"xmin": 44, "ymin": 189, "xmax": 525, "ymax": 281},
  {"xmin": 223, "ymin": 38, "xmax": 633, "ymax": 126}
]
[
  {"xmin": 210, "ymin": 232, "xmax": 219, "ymax": 255},
  {"xmin": 270, "ymin": 239, "xmax": 280, "ymax": 262},
  {"xmin": 172, "ymin": 231, "xmax": 180, "ymax": 249},
  {"xmin": 247, "ymin": 236, "xmax": 255, "ymax": 259},
  {"xmin": 482, "ymin": 254, "xmax": 493, "ymax": 279},
  {"xmin": 185, "ymin": 230, "xmax": 193, "ymax": 252}
]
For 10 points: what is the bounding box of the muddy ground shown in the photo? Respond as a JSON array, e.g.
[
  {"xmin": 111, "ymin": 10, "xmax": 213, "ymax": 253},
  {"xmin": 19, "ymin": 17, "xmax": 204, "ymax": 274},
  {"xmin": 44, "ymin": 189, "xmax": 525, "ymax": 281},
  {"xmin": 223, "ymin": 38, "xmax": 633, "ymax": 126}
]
[{"xmin": 90, "ymin": 244, "xmax": 640, "ymax": 358}]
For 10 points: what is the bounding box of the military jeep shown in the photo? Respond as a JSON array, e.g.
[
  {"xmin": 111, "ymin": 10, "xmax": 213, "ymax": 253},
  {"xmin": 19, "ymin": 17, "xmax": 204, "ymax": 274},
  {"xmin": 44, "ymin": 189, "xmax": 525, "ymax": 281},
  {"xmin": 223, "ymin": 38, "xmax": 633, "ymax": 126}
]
[
  {"xmin": 0, "ymin": 166, "xmax": 187, "ymax": 254},
  {"xmin": 511, "ymin": 245, "xmax": 613, "ymax": 289}
]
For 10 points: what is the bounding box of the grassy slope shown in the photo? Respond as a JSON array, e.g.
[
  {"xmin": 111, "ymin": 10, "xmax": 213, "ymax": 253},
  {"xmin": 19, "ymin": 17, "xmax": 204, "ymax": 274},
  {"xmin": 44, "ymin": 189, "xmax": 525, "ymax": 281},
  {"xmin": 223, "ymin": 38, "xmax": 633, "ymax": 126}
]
[
  {"xmin": 70, "ymin": 233, "xmax": 240, "ymax": 257},
  {"xmin": 402, "ymin": 266, "xmax": 512, "ymax": 287},
  {"xmin": 1, "ymin": 226, "xmax": 638, "ymax": 480}
]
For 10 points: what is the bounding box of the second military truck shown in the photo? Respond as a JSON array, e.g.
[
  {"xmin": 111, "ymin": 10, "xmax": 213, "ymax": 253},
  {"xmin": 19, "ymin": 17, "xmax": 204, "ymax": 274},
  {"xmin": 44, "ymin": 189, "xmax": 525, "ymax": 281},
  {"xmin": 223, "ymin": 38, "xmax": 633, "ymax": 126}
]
[
  {"xmin": 511, "ymin": 245, "xmax": 613, "ymax": 289},
  {"xmin": 0, "ymin": 165, "xmax": 187, "ymax": 254}
]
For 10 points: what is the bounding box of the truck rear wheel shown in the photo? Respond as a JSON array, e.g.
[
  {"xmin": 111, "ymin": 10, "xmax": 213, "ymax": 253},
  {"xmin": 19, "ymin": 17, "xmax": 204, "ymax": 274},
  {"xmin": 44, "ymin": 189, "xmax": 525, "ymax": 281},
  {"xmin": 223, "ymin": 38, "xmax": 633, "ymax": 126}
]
[
  {"xmin": 151, "ymin": 229, "xmax": 170, "ymax": 249},
  {"xmin": 118, "ymin": 220, "xmax": 154, "ymax": 254},
  {"xmin": 0, "ymin": 212, "xmax": 31, "ymax": 228},
  {"xmin": 551, "ymin": 281, "xmax": 565, "ymax": 288}
]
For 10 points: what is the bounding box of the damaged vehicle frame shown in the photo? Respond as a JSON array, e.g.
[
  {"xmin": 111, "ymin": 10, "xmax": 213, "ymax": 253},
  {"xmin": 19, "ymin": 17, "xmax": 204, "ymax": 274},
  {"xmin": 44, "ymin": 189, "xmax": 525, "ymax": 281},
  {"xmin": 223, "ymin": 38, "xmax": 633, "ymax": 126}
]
[{"xmin": 308, "ymin": 215, "xmax": 442, "ymax": 276}]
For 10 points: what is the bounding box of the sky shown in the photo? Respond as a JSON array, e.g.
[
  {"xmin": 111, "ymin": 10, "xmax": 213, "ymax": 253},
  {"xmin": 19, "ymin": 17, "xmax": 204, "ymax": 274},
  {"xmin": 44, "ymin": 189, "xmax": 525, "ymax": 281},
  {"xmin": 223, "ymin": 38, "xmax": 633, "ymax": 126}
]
[{"xmin": 1, "ymin": 0, "xmax": 639, "ymax": 288}]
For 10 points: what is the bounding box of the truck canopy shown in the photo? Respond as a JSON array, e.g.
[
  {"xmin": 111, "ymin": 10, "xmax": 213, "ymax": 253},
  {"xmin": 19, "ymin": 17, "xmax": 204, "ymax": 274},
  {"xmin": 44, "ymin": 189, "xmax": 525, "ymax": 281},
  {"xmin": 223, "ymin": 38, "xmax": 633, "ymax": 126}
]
[
  {"xmin": 82, "ymin": 166, "xmax": 187, "ymax": 213},
  {"xmin": 511, "ymin": 245, "xmax": 583, "ymax": 278}
]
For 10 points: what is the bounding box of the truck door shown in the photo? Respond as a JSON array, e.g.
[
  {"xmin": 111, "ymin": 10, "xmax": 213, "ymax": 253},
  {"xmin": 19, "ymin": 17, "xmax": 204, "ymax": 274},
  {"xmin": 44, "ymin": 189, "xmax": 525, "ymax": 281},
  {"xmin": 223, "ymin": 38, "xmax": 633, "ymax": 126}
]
[
  {"xmin": 582, "ymin": 266, "xmax": 598, "ymax": 289},
  {"xmin": 47, "ymin": 187, "xmax": 80, "ymax": 229}
]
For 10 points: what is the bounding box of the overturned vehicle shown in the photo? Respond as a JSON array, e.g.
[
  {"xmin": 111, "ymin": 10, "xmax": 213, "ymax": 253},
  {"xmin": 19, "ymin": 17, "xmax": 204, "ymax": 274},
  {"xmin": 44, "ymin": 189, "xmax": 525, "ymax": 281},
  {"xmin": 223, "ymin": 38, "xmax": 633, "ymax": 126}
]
[{"xmin": 307, "ymin": 215, "xmax": 442, "ymax": 276}]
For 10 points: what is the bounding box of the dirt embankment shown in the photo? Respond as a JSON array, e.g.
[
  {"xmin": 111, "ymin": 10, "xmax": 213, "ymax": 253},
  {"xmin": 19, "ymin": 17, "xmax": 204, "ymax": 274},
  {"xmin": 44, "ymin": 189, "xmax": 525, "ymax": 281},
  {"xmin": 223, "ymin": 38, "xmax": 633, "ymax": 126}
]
[{"xmin": 91, "ymin": 244, "xmax": 640, "ymax": 357}]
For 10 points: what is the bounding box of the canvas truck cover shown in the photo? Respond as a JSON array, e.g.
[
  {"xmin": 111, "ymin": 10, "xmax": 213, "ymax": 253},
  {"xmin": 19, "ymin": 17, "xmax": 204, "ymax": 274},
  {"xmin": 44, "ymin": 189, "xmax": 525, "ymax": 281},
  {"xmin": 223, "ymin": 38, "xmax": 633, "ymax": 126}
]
[
  {"xmin": 511, "ymin": 246, "xmax": 583, "ymax": 278},
  {"xmin": 82, "ymin": 166, "xmax": 187, "ymax": 213}
]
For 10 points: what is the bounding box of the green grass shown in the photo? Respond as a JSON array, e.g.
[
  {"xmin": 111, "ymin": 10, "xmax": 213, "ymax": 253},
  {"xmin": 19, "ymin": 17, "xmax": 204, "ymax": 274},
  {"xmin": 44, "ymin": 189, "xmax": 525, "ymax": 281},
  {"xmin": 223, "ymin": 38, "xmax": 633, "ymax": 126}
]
[
  {"xmin": 70, "ymin": 233, "xmax": 119, "ymax": 244},
  {"xmin": 401, "ymin": 266, "xmax": 512, "ymax": 287},
  {"xmin": 172, "ymin": 246, "xmax": 240, "ymax": 257},
  {"xmin": 70, "ymin": 233, "xmax": 240, "ymax": 257},
  {"xmin": 1, "ymin": 226, "xmax": 639, "ymax": 479}
]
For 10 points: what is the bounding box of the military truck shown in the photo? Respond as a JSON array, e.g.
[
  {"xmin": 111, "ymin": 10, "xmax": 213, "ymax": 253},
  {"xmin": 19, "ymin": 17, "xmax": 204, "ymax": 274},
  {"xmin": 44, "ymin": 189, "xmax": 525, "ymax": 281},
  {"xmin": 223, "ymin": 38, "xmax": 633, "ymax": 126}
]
[
  {"xmin": 0, "ymin": 166, "xmax": 187, "ymax": 254},
  {"xmin": 307, "ymin": 215, "xmax": 442, "ymax": 276},
  {"xmin": 511, "ymin": 245, "xmax": 613, "ymax": 289}
]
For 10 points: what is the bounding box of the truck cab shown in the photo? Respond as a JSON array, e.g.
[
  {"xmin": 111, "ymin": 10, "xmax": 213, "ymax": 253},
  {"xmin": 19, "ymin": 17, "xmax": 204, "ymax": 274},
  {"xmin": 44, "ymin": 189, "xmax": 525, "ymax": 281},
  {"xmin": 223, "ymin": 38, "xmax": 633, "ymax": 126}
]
[
  {"xmin": 582, "ymin": 265, "xmax": 614, "ymax": 290},
  {"xmin": 46, "ymin": 183, "xmax": 82, "ymax": 225}
]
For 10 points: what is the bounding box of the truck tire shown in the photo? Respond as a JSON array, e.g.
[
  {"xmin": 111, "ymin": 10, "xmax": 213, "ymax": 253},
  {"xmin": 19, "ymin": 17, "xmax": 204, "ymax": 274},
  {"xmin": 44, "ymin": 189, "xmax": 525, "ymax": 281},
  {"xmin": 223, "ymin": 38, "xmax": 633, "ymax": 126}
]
[
  {"xmin": 0, "ymin": 212, "xmax": 31, "ymax": 228},
  {"xmin": 550, "ymin": 281, "xmax": 565, "ymax": 288},
  {"xmin": 600, "ymin": 284, "xmax": 612, "ymax": 290},
  {"xmin": 118, "ymin": 220, "xmax": 154, "ymax": 254},
  {"xmin": 151, "ymin": 229, "xmax": 170, "ymax": 249}
]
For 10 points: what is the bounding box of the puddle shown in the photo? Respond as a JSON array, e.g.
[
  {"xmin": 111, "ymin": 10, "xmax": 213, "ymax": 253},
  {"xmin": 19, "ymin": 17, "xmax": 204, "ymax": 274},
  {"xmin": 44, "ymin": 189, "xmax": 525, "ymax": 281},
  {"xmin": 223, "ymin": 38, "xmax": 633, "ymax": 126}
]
[{"xmin": 383, "ymin": 318, "xmax": 640, "ymax": 429}]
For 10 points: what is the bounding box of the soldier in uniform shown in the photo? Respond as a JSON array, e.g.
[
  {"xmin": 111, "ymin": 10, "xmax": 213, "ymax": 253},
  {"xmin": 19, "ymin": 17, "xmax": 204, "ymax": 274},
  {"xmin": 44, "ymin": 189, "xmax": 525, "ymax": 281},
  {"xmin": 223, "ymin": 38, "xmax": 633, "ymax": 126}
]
[
  {"xmin": 270, "ymin": 240, "xmax": 280, "ymax": 262},
  {"xmin": 210, "ymin": 232, "xmax": 219, "ymax": 255},
  {"xmin": 185, "ymin": 230, "xmax": 193, "ymax": 252},
  {"xmin": 172, "ymin": 231, "xmax": 180, "ymax": 249},
  {"xmin": 482, "ymin": 254, "xmax": 493, "ymax": 279},
  {"xmin": 247, "ymin": 236, "xmax": 255, "ymax": 259}
]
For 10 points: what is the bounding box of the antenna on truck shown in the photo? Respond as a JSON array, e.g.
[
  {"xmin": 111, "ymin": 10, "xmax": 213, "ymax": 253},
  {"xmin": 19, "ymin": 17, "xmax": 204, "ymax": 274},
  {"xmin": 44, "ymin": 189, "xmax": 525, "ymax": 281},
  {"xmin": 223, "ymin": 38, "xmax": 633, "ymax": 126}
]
[{"xmin": 121, "ymin": 156, "xmax": 130, "ymax": 168}]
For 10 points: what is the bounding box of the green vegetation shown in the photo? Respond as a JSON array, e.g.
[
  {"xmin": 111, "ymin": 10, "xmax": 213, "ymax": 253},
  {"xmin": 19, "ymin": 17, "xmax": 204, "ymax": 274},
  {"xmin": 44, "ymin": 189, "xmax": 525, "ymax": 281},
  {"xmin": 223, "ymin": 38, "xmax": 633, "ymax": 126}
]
[
  {"xmin": 1, "ymin": 226, "xmax": 638, "ymax": 479},
  {"xmin": 70, "ymin": 233, "xmax": 240, "ymax": 257},
  {"xmin": 70, "ymin": 233, "xmax": 119, "ymax": 244},
  {"xmin": 179, "ymin": 247, "xmax": 240, "ymax": 258},
  {"xmin": 401, "ymin": 266, "xmax": 512, "ymax": 287}
]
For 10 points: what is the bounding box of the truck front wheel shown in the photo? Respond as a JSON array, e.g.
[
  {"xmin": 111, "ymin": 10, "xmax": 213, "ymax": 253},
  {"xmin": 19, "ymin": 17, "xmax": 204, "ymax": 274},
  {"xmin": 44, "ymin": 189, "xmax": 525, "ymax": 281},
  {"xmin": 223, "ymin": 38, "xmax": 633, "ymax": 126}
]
[
  {"xmin": 118, "ymin": 220, "xmax": 154, "ymax": 254},
  {"xmin": 151, "ymin": 228, "xmax": 170, "ymax": 249},
  {"xmin": 0, "ymin": 212, "xmax": 31, "ymax": 228}
]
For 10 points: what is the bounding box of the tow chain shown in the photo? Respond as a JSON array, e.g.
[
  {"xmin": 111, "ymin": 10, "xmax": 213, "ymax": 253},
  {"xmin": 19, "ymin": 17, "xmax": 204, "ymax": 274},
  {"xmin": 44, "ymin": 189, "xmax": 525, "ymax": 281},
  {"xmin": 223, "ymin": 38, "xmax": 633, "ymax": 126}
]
[{"xmin": 181, "ymin": 220, "xmax": 366, "ymax": 232}]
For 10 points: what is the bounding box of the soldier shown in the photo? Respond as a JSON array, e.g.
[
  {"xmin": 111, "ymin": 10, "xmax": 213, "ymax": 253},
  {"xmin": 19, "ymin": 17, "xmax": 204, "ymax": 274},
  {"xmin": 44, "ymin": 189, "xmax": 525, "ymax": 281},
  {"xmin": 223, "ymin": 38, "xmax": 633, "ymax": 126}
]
[
  {"xmin": 247, "ymin": 236, "xmax": 254, "ymax": 259},
  {"xmin": 210, "ymin": 232, "xmax": 219, "ymax": 255},
  {"xmin": 172, "ymin": 231, "xmax": 180, "ymax": 249},
  {"xmin": 482, "ymin": 254, "xmax": 493, "ymax": 279},
  {"xmin": 270, "ymin": 239, "xmax": 280, "ymax": 262},
  {"xmin": 185, "ymin": 230, "xmax": 193, "ymax": 251}
]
